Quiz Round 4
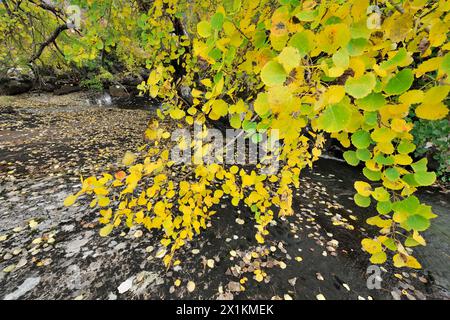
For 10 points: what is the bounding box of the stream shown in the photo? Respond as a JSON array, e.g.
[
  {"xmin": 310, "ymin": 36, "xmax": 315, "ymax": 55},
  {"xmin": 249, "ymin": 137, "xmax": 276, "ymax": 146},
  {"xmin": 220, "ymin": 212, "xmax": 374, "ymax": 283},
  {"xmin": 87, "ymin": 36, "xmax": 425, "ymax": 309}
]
[{"xmin": 0, "ymin": 92, "xmax": 448, "ymax": 300}]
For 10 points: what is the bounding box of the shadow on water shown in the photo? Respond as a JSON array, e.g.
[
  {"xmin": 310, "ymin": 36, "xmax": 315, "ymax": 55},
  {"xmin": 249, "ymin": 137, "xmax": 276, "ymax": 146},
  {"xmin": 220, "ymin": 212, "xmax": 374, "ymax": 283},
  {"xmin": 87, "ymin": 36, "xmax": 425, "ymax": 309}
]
[
  {"xmin": 90, "ymin": 93, "xmax": 159, "ymax": 111},
  {"xmin": 304, "ymin": 158, "xmax": 450, "ymax": 298}
]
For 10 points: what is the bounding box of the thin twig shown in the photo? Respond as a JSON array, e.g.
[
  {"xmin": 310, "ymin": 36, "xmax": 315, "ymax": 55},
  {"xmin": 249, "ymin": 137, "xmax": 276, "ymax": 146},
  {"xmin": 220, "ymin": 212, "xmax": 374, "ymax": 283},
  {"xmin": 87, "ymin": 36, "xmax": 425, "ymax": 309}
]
[{"xmin": 388, "ymin": 0, "xmax": 405, "ymax": 14}]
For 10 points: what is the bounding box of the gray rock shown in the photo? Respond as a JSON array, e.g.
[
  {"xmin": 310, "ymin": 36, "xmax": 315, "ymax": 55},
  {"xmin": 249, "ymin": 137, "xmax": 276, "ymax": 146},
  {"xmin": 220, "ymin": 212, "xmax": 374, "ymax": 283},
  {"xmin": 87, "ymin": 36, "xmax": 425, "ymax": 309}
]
[
  {"xmin": 54, "ymin": 84, "xmax": 81, "ymax": 95},
  {"xmin": 3, "ymin": 277, "xmax": 40, "ymax": 300},
  {"xmin": 109, "ymin": 85, "xmax": 129, "ymax": 98},
  {"xmin": 118, "ymin": 276, "xmax": 135, "ymax": 294},
  {"xmin": 0, "ymin": 67, "xmax": 34, "ymax": 95},
  {"xmin": 65, "ymin": 231, "xmax": 93, "ymax": 256}
]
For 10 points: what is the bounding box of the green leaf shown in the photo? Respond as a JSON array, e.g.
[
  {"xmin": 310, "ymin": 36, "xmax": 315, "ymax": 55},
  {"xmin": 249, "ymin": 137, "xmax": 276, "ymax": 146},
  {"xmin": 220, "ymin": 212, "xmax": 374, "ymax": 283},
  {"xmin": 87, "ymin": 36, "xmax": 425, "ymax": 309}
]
[
  {"xmin": 344, "ymin": 151, "xmax": 360, "ymax": 166},
  {"xmin": 363, "ymin": 167, "xmax": 381, "ymax": 181},
  {"xmin": 356, "ymin": 149, "xmax": 371, "ymax": 161},
  {"xmin": 402, "ymin": 173, "xmax": 419, "ymax": 187},
  {"xmin": 372, "ymin": 187, "xmax": 390, "ymax": 202},
  {"xmin": 384, "ymin": 69, "xmax": 414, "ymax": 95},
  {"xmin": 411, "ymin": 158, "xmax": 428, "ymax": 172},
  {"xmin": 374, "ymin": 154, "xmax": 394, "ymax": 165},
  {"xmin": 377, "ymin": 201, "xmax": 392, "ymax": 214},
  {"xmin": 229, "ymin": 114, "xmax": 242, "ymax": 129},
  {"xmin": 413, "ymin": 171, "xmax": 436, "ymax": 186},
  {"xmin": 406, "ymin": 215, "xmax": 430, "ymax": 232},
  {"xmin": 211, "ymin": 12, "xmax": 224, "ymax": 30},
  {"xmin": 347, "ymin": 38, "xmax": 368, "ymax": 56},
  {"xmin": 254, "ymin": 93, "xmax": 271, "ymax": 117},
  {"xmin": 385, "ymin": 167, "xmax": 400, "ymax": 181},
  {"xmin": 242, "ymin": 120, "xmax": 257, "ymax": 132},
  {"xmin": 260, "ymin": 61, "xmax": 287, "ymax": 87},
  {"xmin": 351, "ymin": 130, "xmax": 371, "ymax": 149},
  {"xmin": 295, "ymin": 9, "xmax": 318, "ymax": 22},
  {"xmin": 345, "ymin": 73, "xmax": 376, "ymax": 99},
  {"xmin": 363, "ymin": 111, "xmax": 378, "ymax": 126},
  {"xmin": 354, "ymin": 193, "xmax": 371, "ymax": 207},
  {"xmin": 197, "ymin": 21, "xmax": 212, "ymax": 38},
  {"xmin": 398, "ymin": 141, "xmax": 416, "ymax": 154},
  {"xmin": 441, "ymin": 52, "xmax": 450, "ymax": 75},
  {"xmin": 405, "ymin": 237, "xmax": 421, "ymax": 247},
  {"xmin": 289, "ymin": 31, "xmax": 314, "ymax": 57},
  {"xmin": 382, "ymin": 238, "xmax": 397, "ymax": 251},
  {"xmin": 317, "ymin": 103, "xmax": 352, "ymax": 132},
  {"xmin": 332, "ymin": 48, "xmax": 349, "ymax": 68},
  {"xmin": 393, "ymin": 196, "xmax": 420, "ymax": 214},
  {"xmin": 355, "ymin": 93, "xmax": 386, "ymax": 111},
  {"xmin": 380, "ymin": 48, "xmax": 408, "ymax": 70}
]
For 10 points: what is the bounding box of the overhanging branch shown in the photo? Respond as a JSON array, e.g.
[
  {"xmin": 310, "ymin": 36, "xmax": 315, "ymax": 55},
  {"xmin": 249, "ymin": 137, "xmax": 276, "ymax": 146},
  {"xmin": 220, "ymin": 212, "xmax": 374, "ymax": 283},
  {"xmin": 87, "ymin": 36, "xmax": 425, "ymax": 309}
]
[{"xmin": 29, "ymin": 24, "xmax": 68, "ymax": 63}]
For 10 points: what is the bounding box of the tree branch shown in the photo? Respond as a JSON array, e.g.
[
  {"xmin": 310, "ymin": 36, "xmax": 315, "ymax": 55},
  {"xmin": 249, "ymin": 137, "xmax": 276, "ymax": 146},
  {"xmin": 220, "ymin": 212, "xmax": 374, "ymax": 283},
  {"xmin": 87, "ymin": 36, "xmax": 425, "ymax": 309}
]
[
  {"xmin": 29, "ymin": 24, "xmax": 68, "ymax": 63},
  {"xmin": 27, "ymin": 0, "xmax": 66, "ymax": 21},
  {"xmin": 388, "ymin": 0, "xmax": 405, "ymax": 14}
]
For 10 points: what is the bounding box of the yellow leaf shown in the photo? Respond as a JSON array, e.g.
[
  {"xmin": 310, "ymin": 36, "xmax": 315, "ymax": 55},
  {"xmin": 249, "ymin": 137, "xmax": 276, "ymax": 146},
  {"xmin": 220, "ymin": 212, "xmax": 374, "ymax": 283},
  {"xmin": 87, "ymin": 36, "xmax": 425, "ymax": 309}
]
[
  {"xmin": 361, "ymin": 238, "xmax": 382, "ymax": 254},
  {"xmin": 415, "ymin": 57, "xmax": 442, "ymax": 77},
  {"xmin": 405, "ymin": 256, "xmax": 422, "ymax": 269},
  {"xmin": 209, "ymin": 100, "xmax": 228, "ymax": 120},
  {"xmin": 64, "ymin": 195, "xmax": 77, "ymax": 207},
  {"xmin": 412, "ymin": 231, "xmax": 426, "ymax": 246},
  {"xmin": 423, "ymin": 86, "xmax": 450, "ymax": 104},
  {"xmin": 161, "ymin": 238, "xmax": 171, "ymax": 247},
  {"xmin": 99, "ymin": 224, "xmax": 114, "ymax": 237},
  {"xmin": 354, "ymin": 181, "xmax": 372, "ymax": 197},
  {"xmin": 277, "ymin": 46, "xmax": 301, "ymax": 72},
  {"xmin": 255, "ymin": 233, "xmax": 265, "ymax": 244},
  {"xmin": 399, "ymin": 90, "xmax": 424, "ymax": 105},
  {"xmin": 169, "ymin": 108, "xmax": 186, "ymax": 120},
  {"xmin": 98, "ymin": 197, "xmax": 110, "ymax": 207},
  {"xmin": 415, "ymin": 102, "xmax": 448, "ymax": 120},
  {"xmin": 154, "ymin": 201, "xmax": 166, "ymax": 215},
  {"xmin": 122, "ymin": 151, "xmax": 136, "ymax": 166},
  {"xmin": 323, "ymin": 86, "xmax": 345, "ymax": 105},
  {"xmin": 255, "ymin": 273, "xmax": 264, "ymax": 282},
  {"xmin": 370, "ymin": 251, "xmax": 387, "ymax": 264}
]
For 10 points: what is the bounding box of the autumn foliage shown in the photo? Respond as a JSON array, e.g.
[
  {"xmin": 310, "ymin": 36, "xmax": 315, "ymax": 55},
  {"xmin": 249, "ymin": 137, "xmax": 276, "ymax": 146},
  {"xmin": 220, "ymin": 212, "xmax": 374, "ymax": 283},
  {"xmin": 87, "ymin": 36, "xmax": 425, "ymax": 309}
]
[{"xmin": 38, "ymin": 0, "xmax": 449, "ymax": 269}]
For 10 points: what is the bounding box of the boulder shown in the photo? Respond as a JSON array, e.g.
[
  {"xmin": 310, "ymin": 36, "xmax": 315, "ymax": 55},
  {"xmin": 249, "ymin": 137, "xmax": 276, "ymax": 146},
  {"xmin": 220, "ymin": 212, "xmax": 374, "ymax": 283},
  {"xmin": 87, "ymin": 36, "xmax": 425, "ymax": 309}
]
[
  {"xmin": 0, "ymin": 67, "xmax": 34, "ymax": 95},
  {"xmin": 54, "ymin": 84, "xmax": 81, "ymax": 95},
  {"xmin": 109, "ymin": 84, "xmax": 129, "ymax": 98},
  {"xmin": 119, "ymin": 74, "xmax": 143, "ymax": 87},
  {"xmin": 39, "ymin": 75, "xmax": 58, "ymax": 92}
]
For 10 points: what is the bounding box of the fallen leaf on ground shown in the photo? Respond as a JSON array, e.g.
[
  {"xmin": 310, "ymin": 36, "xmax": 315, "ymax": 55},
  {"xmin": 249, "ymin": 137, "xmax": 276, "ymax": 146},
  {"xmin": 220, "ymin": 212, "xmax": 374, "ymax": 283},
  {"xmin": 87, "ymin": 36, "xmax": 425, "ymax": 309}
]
[
  {"xmin": 316, "ymin": 293, "xmax": 326, "ymax": 300},
  {"xmin": 187, "ymin": 281, "xmax": 196, "ymax": 292}
]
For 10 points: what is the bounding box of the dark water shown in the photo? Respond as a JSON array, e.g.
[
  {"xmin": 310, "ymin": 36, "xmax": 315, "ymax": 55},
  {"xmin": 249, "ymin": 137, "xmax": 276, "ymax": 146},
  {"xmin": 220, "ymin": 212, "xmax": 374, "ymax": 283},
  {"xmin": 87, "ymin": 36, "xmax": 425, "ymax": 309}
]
[{"xmin": 305, "ymin": 157, "xmax": 450, "ymax": 298}]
